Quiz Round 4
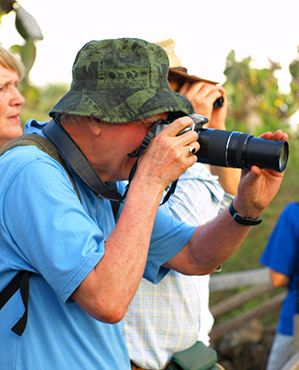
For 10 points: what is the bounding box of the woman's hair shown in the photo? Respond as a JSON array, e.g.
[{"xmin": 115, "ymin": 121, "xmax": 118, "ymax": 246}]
[{"xmin": 0, "ymin": 46, "xmax": 25, "ymax": 80}]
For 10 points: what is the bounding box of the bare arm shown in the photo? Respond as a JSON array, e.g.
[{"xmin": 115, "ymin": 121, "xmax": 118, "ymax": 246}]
[
  {"xmin": 72, "ymin": 119, "xmax": 287, "ymax": 323},
  {"xmin": 72, "ymin": 117, "xmax": 199, "ymax": 323},
  {"xmin": 270, "ymin": 269, "xmax": 290, "ymax": 287},
  {"xmin": 165, "ymin": 130, "xmax": 288, "ymax": 275}
]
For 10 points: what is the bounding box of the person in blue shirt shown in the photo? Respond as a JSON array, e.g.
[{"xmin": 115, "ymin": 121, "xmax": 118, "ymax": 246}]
[
  {"xmin": 260, "ymin": 202, "xmax": 299, "ymax": 370},
  {"xmin": 0, "ymin": 38, "xmax": 287, "ymax": 370}
]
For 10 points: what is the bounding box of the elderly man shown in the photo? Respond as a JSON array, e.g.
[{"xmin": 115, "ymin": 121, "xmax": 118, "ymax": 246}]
[{"xmin": 0, "ymin": 38, "xmax": 287, "ymax": 370}]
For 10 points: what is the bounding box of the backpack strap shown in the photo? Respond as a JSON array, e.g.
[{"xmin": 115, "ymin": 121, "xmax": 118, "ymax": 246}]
[
  {"xmin": 0, "ymin": 134, "xmax": 85, "ymax": 336},
  {"xmin": 0, "ymin": 271, "xmax": 31, "ymax": 335}
]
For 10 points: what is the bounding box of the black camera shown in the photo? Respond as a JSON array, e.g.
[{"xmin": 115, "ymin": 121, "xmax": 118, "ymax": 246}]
[
  {"xmin": 213, "ymin": 96, "xmax": 224, "ymax": 108},
  {"xmin": 190, "ymin": 114, "xmax": 289, "ymax": 172}
]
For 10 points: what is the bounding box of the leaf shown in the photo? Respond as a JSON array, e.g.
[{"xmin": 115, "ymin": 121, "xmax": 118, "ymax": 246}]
[
  {"xmin": 20, "ymin": 40, "xmax": 36, "ymax": 75},
  {"xmin": 14, "ymin": 2, "xmax": 43, "ymax": 41}
]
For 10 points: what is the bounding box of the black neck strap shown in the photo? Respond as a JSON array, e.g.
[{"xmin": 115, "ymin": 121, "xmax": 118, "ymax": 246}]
[
  {"xmin": 127, "ymin": 121, "xmax": 159, "ymax": 184},
  {"xmin": 126, "ymin": 120, "xmax": 178, "ymax": 205},
  {"xmin": 43, "ymin": 119, "xmax": 124, "ymax": 202}
]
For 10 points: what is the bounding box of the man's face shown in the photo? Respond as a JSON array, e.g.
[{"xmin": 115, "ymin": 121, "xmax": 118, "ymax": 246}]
[{"xmin": 0, "ymin": 64, "xmax": 25, "ymax": 147}]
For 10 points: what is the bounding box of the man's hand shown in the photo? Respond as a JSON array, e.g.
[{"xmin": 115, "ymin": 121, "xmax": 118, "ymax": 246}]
[
  {"xmin": 178, "ymin": 81, "xmax": 240, "ymax": 195},
  {"xmin": 233, "ymin": 130, "xmax": 289, "ymax": 218},
  {"xmin": 136, "ymin": 116, "xmax": 199, "ymax": 191},
  {"xmin": 178, "ymin": 82, "xmax": 226, "ymax": 129}
]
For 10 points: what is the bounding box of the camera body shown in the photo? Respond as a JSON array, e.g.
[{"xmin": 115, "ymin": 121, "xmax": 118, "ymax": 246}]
[{"xmin": 155, "ymin": 114, "xmax": 289, "ymax": 173}]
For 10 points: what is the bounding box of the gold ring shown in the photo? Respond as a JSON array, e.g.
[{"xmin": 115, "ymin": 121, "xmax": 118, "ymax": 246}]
[{"xmin": 189, "ymin": 145, "xmax": 196, "ymax": 155}]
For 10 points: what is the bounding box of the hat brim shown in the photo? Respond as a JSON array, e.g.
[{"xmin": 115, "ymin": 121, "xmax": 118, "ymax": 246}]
[
  {"xmin": 49, "ymin": 86, "xmax": 195, "ymax": 123},
  {"xmin": 169, "ymin": 68, "xmax": 218, "ymax": 85}
]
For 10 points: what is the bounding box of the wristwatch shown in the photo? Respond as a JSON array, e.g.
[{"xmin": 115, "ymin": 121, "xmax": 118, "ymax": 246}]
[{"xmin": 229, "ymin": 201, "xmax": 262, "ymax": 226}]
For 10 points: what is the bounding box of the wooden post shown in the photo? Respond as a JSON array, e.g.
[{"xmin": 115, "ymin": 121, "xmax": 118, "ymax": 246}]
[
  {"xmin": 292, "ymin": 314, "xmax": 299, "ymax": 356},
  {"xmin": 281, "ymin": 352, "xmax": 299, "ymax": 370}
]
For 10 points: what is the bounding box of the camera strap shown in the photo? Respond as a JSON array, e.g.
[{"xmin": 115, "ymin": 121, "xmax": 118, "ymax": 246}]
[
  {"xmin": 43, "ymin": 119, "xmax": 124, "ymax": 206},
  {"xmin": 125, "ymin": 120, "xmax": 178, "ymax": 204}
]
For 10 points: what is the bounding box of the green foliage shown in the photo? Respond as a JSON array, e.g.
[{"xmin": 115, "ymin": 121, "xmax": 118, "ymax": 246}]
[
  {"xmin": 0, "ymin": 2, "xmax": 43, "ymax": 80},
  {"xmin": 218, "ymin": 49, "xmax": 299, "ymax": 278},
  {"xmin": 0, "ymin": 0, "xmax": 14, "ymax": 15},
  {"xmin": 216, "ymin": 49, "xmax": 299, "ymax": 293},
  {"xmin": 10, "ymin": 41, "xmax": 37, "ymax": 80},
  {"xmin": 223, "ymin": 50, "xmax": 297, "ymax": 136},
  {"xmin": 19, "ymin": 82, "xmax": 69, "ymax": 124}
]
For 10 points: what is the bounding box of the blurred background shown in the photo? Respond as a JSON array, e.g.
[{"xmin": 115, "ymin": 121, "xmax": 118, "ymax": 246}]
[{"xmin": 1, "ymin": 1, "xmax": 299, "ymax": 368}]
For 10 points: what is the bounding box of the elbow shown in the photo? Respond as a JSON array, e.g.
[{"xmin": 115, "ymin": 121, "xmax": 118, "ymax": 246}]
[
  {"xmin": 271, "ymin": 279, "xmax": 288, "ymax": 288},
  {"xmin": 98, "ymin": 312, "xmax": 126, "ymax": 324},
  {"xmin": 73, "ymin": 294, "xmax": 128, "ymax": 324},
  {"xmin": 271, "ymin": 280, "xmax": 282, "ymax": 288},
  {"xmin": 102, "ymin": 306, "xmax": 127, "ymax": 324},
  {"xmin": 269, "ymin": 270, "xmax": 290, "ymax": 288},
  {"xmin": 88, "ymin": 297, "xmax": 128, "ymax": 324}
]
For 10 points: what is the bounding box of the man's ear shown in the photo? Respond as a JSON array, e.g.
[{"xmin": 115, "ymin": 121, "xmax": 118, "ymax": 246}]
[{"xmin": 86, "ymin": 117, "xmax": 102, "ymax": 137}]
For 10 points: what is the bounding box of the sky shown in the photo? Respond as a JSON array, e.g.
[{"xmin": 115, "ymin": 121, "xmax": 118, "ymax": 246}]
[{"xmin": 0, "ymin": 0, "xmax": 299, "ymax": 92}]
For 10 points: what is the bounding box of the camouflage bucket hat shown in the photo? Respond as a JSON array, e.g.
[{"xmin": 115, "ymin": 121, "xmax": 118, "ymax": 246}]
[{"xmin": 49, "ymin": 38, "xmax": 194, "ymax": 123}]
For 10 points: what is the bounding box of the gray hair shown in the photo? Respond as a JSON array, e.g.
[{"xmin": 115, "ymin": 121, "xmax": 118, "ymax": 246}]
[{"xmin": 0, "ymin": 46, "xmax": 25, "ymax": 80}]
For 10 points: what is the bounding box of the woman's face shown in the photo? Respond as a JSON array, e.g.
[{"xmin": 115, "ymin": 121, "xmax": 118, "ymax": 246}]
[{"xmin": 0, "ymin": 64, "xmax": 25, "ymax": 147}]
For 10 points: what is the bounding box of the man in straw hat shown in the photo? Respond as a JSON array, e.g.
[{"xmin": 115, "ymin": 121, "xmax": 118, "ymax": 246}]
[
  {"xmin": 124, "ymin": 39, "xmax": 239, "ymax": 370},
  {"xmin": 0, "ymin": 38, "xmax": 287, "ymax": 370}
]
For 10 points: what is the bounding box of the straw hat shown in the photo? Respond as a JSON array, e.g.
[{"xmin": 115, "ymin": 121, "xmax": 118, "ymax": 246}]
[{"xmin": 155, "ymin": 38, "xmax": 218, "ymax": 86}]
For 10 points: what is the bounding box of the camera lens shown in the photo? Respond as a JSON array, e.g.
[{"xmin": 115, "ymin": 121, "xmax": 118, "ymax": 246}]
[
  {"xmin": 213, "ymin": 97, "xmax": 224, "ymax": 108},
  {"xmin": 196, "ymin": 129, "xmax": 289, "ymax": 172},
  {"xmin": 279, "ymin": 142, "xmax": 288, "ymax": 171}
]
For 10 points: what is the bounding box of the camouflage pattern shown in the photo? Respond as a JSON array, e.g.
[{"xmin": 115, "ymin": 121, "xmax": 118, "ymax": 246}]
[{"xmin": 49, "ymin": 38, "xmax": 194, "ymax": 123}]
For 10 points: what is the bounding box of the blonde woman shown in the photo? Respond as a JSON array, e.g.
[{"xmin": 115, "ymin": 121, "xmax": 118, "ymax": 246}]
[{"xmin": 0, "ymin": 46, "xmax": 25, "ymax": 147}]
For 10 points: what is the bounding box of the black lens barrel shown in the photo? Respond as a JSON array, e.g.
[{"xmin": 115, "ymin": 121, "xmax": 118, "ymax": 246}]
[{"xmin": 196, "ymin": 129, "xmax": 289, "ymax": 172}]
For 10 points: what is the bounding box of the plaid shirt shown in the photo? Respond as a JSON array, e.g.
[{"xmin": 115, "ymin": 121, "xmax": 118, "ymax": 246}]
[{"xmin": 124, "ymin": 163, "xmax": 233, "ymax": 369}]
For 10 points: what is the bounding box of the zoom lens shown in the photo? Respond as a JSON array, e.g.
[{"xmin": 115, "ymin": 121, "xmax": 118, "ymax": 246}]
[{"xmin": 196, "ymin": 129, "xmax": 289, "ymax": 172}]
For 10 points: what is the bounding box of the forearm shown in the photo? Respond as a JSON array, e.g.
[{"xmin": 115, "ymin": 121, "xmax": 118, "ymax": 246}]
[
  {"xmin": 166, "ymin": 206, "xmax": 253, "ymax": 275},
  {"xmin": 167, "ymin": 157, "xmax": 285, "ymax": 275},
  {"xmin": 73, "ymin": 174, "xmax": 164, "ymax": 322}
]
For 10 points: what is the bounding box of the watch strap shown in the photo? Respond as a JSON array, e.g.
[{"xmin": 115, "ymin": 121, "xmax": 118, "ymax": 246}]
[{"xmin": 229, "ymin": 202, "xmax": 262, "ymax": 226}]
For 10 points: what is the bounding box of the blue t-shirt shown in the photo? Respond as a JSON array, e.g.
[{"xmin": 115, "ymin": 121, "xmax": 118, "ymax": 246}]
[
  {"xmin": 0, "ymin": 121, "xmax": 195, "ymax": 369},
  {"xmin": 260, "ymin": 202, "xmax": 299, "ymax": 336}
]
